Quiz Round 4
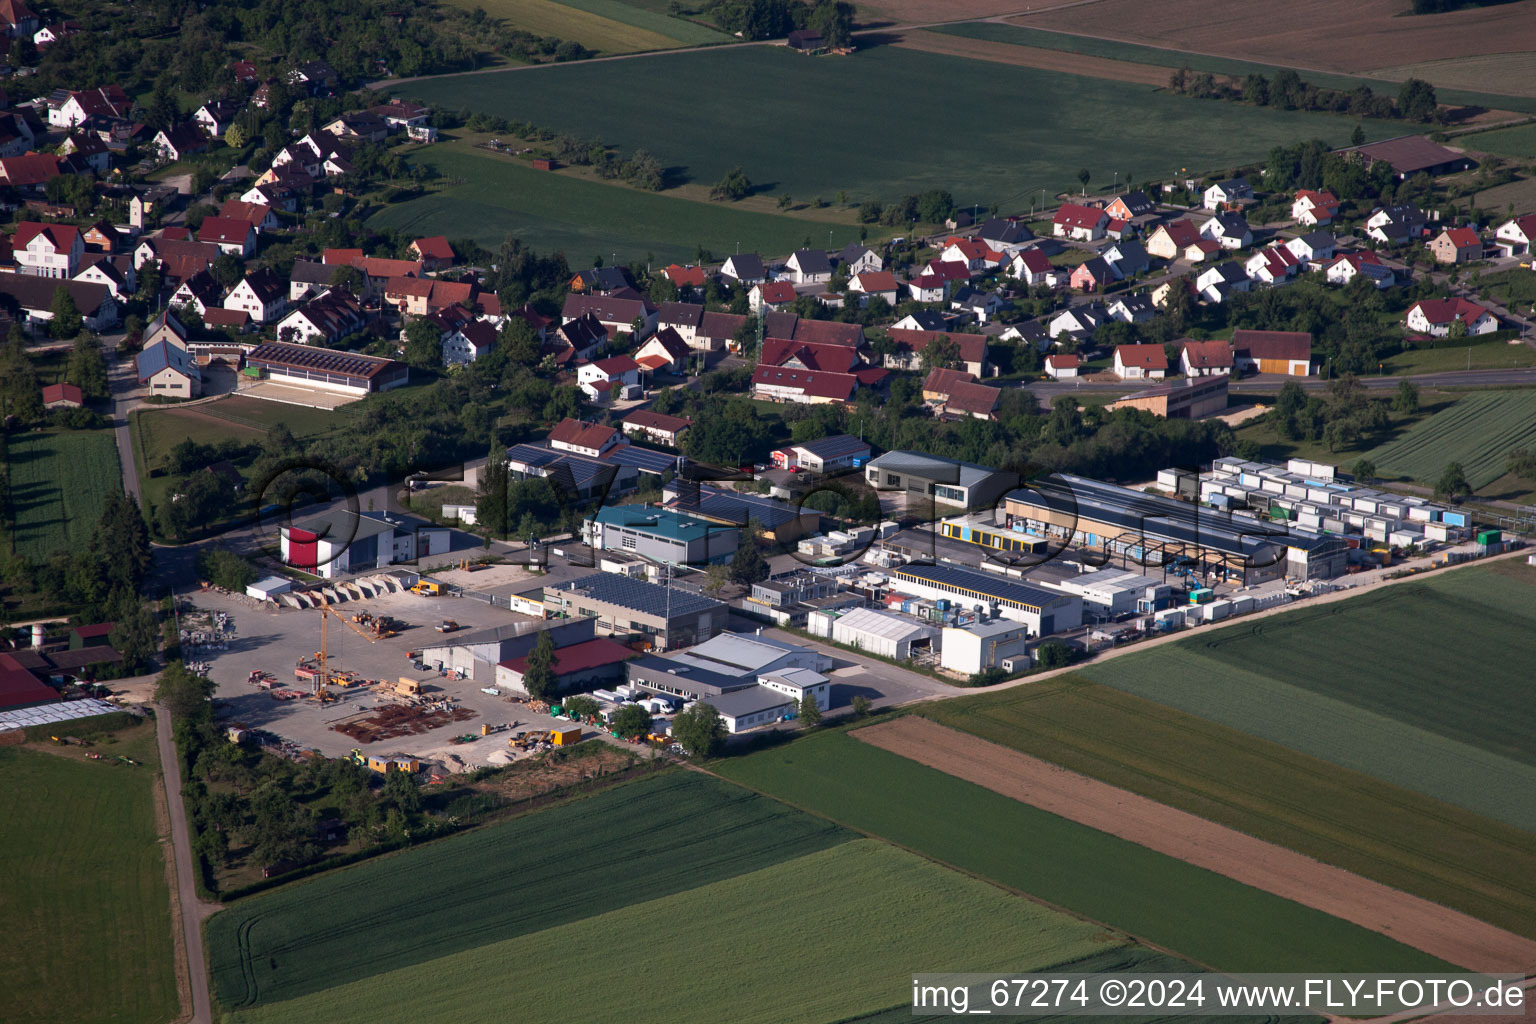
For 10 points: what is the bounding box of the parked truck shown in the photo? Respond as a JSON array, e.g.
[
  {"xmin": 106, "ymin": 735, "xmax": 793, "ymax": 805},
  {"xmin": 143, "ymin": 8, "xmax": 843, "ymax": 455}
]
[{"xmin": 412, "ymin": 580, "xmax": 443, "ymax": 596}]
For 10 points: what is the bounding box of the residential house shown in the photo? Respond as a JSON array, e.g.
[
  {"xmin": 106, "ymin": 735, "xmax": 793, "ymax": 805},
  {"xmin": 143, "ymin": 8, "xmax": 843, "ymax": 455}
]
[
  {"xmin": 0, "ymin": 272, "xmax": 116, "ymax": 331},
  {"xmin": 232, "ymin": 60, "xmax": 261, "ymax": 87},
  {"xmin": 1291, "ymin": 189, "xmax": 1340, "ymax": 226},
  {"xmin": 275, "ymin": 288, "xmax": 365, "ymax": 344},
  {"xmin": 73, "ymin": 253, "xmax": 134, "ymax": 299},
  {"xmin": 977, "ymin": 217, "xmax": 1034, "ymax": 250},
  {"xmin": 12, "ymin": 222, "xmax": 81, "ymax": 278},
  {"xmin": 570, "ymin": 266, "xmax": 629, "ymax": 293},
  {"xmin": 1195, "ymin": 262, "xmax": 1250, "ymax": 303},
  {"xmin": 152, "ymin": 124, "xmax": 209, "ymax": 163},
  {"xmin": 142, "ymin": 308, "xmax": 189, "ymax": 351},
  {"xmin": 193, "ymin": 99, "xmax": 242, "ymax": 137},
  {"xmin": 0, "ymin": 112, "xmax": 35, "ymax": 159},
  {"xmin": 750, "ymin": 279, "xmax": 798, "ymax": 312},
  {"xmin": 1430, "ymin": 227, "xmax": 1482, "ymax": 264},
  {"xmin": 1324, "ymin": 251, "xmax": 1395, "ymax": 288},
  {"xmin": 1000, "ymin": 320, "xmax": 1049, "ymax": 351},
  {"xmin": 409, "ymin": 236, "xmax": 456, "ymax": 271},
  {"xmin": 578, "ymin": 355, "xmax": 642, "ymax": 403},
  {"xmin": 0, "ymin": 152, "xmax": 61, "ymax": 191},
  {"xmin": 550, "ymin": 313, "xmax": 608, "ymax": 363},
  {"xmin": 1185, "ymin": 238, "xmax": 1222, "ymax": 263},
  {"xmin": 658, "ymin": 301, "xmax": 742, "ymax": 351},
  {"xmin": 837, "ymin": 244, "xmax": 883, "ymax": 275},
  {"xmin": 661, "ymin": 264, "xmax": 709, "ymax": 290},
  {"xmin": 562, "ymin": 290, "xmax": 656, "ymax": 338},
  {"xmin": 752, "ymin": 366, "xmax": 860, "ymax": 405},
  {"xmin": 196, "ymin": 216, "xmax": 257, "ymax": 257},
  {"xmin": 1113, "ymin": 344, "xmax": 1167, "ymax": 380},
  {"xmin": 891, "ymin": 310, "xmax": 959, "ymax": 332},
  {"xmin": 1232, "ymin": 329, "xmax": 1312, "ymax": 375},
  {"xmin": 216, "ymin": 200, "xmax": 278, "ymax": 236},
  {"xmin": 1200, "ymin": 211, "xmax": 1252, "ymax": 250},
  {"xmin": 1145, "ymin": 218, "xmax": 1201, "ymax": 259},
  {"xmin": 224, "ymin": 267, "xmax": 288, "ymax": 323},
  {"xmin": 202, "ymin": 307, "xmax": 250, "ymax": 333},
  {"xmin": 1048, "ymin": 302, "xmax": 1109, "ymax": 340},
  {"xmin": 1053, "ymin": 203, "xmax": 1109, "ymax": 241},
  {"xmin": 1069, "ymin": 257, "xmax": 1116, "ymax": 292},
  {"xmin": 1493, "ymin": 214, "xmax": 1536, "ymax": 257},
  {"xmin": 633, "ymin": 327, "xmax": 691, "ymax": 373},
  {"xmin": 950, "ymin": 286, "xmax": 1005, "ymax": 323},
  {"xmin": 921, "ymin": 367, "xmax": 974, "ymax": 403},
  {"xmin": 286, "ymin": 60, "xmax": 339, "ymax": 94},
  {"xmin": 370, "ymin": 99, "xmax": 430, "ymax": 128},
  {"xmin": 1284, "ymin": 231, "xmax": 1336, "ymax": 263},
  {"xmin": 1, "ymin": 0, "xmax": 40, "ymax": 38},
  {"xmin": 924, "ymin": 259, "xmax": 972, "ymax": 289},
  {"xmin": 1405, "ymin": 298, "xmax": 1497, "ymax": 337},
  {"xmin": 240, "ymin": 182, "xmax": 300, "ymax": 212},
  {"xmin": 907, "ymin": 272, "xmax": 946, "ymax": 304},
  {"xmin": 1104, "ymin": 191, "xmax": 1156, "ymax": 222},
  {"xmin": 784, "ymin": 249, "xmax": 832, "ymax": 284},
  {"xmin": 621, "ymin": 410, "xmax": 692, "ymax": 448},
  {"xmin": 549, "ymin": 418, "xmax": 624, "ymax": 457},
  {"xmin": 288, "ymin": 260, "xmax": 334, "ymax": 303},
  {"xmin": 846, "ymin": 270, "xmax": 899, "ymax": 306},
  {"xmin": 884, "ymin": 328, "xmax": 990, "ymax": 377},
  {"xmin": 59, "ymin": 131, "xmax": 108, "ymax": 173},
  {"xmin": 323, "ymin": 112, "xmax": 388, "ymax": 144},
  {"xmin": 1043, "ymin": 353, "xmax": 1079, "ymax": 379},
  {"xmin": 1179, "ymin": 340, "xmax": 1233, "ymax": 376},
  {"xmin": 48, "ymin": 85, "xmax": 132, "ymax": 128},
  {"xmin": 136, "ymin": 337, "xmax": 200, "ymax": 398},
  {"xmin": 1244, "ymin": 244, "xmax": 1302, "ymax": 285},
  {"xmin": 1203, "ymin": 177, "xmax": 1252, "ymax": 210},
  {"xmin": 1365, "ymin": 203, "xmax": 1427, "ymax": 245},
  {"xmin": 719, "ymin": 253, "xmax": 767, "ymax": 284},
  {"xmin": 940, "ymin": 238, "xmax": 1002, "ymax": 272},
  {"xmin": 1007, "ymin": 248, "xmax": 1055, "ymax": 286},
  {"xmin": 1102, "ymin": 240, "xmax": 1151, "ymax": 278},
  {"xmin": 1106, "ymin": 293, "xmax": 1155, "ymax": 323},
  {"xmin": 170, "ymin": 270, "xmax": 223, "ymax": 316},
  {"xmin": 442, "ymin": 320, "xmax": 497, "ymax": 367}
]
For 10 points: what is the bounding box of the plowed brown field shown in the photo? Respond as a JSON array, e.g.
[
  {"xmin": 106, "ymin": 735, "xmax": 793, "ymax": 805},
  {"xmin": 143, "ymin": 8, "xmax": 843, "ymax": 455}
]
[
  {"xmin": 856, "ymin": 715, "xmax": 1536, "ymax": 974},
  {"xmin": 892, "ymin": 28, "xmax": 1170, "ymax": 86}
]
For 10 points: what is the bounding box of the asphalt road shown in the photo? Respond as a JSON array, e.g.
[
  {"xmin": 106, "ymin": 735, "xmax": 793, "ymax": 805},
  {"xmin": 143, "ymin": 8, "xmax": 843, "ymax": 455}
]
[{"xmin": 155, "ymin": 706, "xmax": 213, "ymax": 1024}]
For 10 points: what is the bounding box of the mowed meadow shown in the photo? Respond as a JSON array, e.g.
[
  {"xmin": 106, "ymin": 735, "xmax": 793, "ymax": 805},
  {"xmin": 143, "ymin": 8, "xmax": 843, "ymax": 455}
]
[
  {"xmin": 392, "ymin": 45, "xmax": 1399, "ymax": 209},
  {"xmin": 211, "ymin": 771, "xmax": 1125, "ymax": 1024}
]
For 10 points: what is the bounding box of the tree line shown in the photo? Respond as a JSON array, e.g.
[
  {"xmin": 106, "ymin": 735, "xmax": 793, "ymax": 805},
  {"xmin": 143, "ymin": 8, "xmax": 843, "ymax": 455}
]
[{"xmin": 1169, "ymin": 66, "xmax": 1441, "ymax": 123}]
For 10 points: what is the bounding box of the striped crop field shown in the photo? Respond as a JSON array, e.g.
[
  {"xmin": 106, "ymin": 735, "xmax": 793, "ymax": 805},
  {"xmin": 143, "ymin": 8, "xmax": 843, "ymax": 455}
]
[{"xmin": 1364, "ymin": 390, "xmax": 1536, "ymax": 489}]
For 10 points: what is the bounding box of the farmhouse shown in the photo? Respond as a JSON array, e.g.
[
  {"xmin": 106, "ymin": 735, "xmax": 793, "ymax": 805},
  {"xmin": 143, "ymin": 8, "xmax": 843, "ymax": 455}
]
[
  {"xmin": 633, "ymin": 327, "xmax": 691, "ymax": 373},
  {"xmin": 1405, "ymin": 298, "xmax": 1497, "ymax": 337},
  {"xmin": 752, "ymin": 365, "xmax": 858, "ymax": 405},
  {"xmin": 246, "ymin": 341, "xmax": 408, "ymax": 395},
  {"xmin": 546, "ymin": 573, "xmax": 726, "ymax": 651},
  {"xmin": 884, "ymin": 328, "xmax": 990, "ymax": 377},
  {"xmin": 408, "ymin": 236, "xmax": 456, "ymax": 271},
  {"xmin": 1112, "ymin": 344, "xmax": 1167, "ymax": 380},
  {"xmin": 1108, "ymin": 375, "xmax": 1229, "ymax": 420},
  {"xmin": 197, "ymin": 216, "xmax": 257, "ymax": 257},
  {"xmin": 1347, "ymin": 135, "xmax": 1472, "ymax": 180},
  {"xmin": 1232, "ymin": 329, "xmax": 1311, "ymax": 375},
  {"xmin": 0, "ymin": 272, "xmax": 116, "ymax": 331},
  {"xmin": 562, "ymin": 291, "xmax": 657, "ymax": 338},
  {"xmin": 223, "ymin": 268, "xmax": 288, "ymax": 323},
  {"xmin": 276, "ymin": 289, "xmax": 365, "ymax": 345}
]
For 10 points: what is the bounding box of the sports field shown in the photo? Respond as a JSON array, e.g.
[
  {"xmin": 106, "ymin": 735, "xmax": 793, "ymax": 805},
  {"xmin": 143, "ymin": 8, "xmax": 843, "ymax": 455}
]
[
  {"xmin": 1079, "ymin": 562, "xmax": 1536, "ymax": 828},
  {"xmin": 213, "ymin": 770, "xmax": 1125, "ymax": 1023},
  {"xmin": 0, "ymin": 722, "xmax": 178, "ymax": 1024},
  {"xmin": 4, "ymin": 428, "xmax": 121, "ymax": 559},
  {"xmin": 369, "ymin": 144, "xmax": 869, "ymax": 262},
  {"xmin": 715, "ymin": 730, "xmax": 1451, "ymax": 974},
  {"xmin": 1364, "ymin": 390, "xmax": 1536, "ymax": 489},
  {"xmin": 392, "ymin": 45, "xmax": 1397, "ymax": 208},
  {"xmin": 924, "ymin": 678, "xmax": 1536, "ymax": 940}
]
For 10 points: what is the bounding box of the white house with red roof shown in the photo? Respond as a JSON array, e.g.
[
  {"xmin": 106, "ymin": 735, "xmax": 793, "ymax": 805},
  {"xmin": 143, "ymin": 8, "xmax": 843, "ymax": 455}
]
[
  {"xmin": 907, "ymin": 273, "xmax": 945, "ymax": 303},
  {"xmin": 1493, "ymin": 214, "xmax": 1536, "ymax": 257},
  {"xmin": 621, "ymin": 409, "xmax": 692, "ymax": 447},
  {"xmin": 1145, "ymin": 218, "xmax": 1201, "ymax": 259},
  {"xmin": 633, "ymin": 327, "xmax": 691, "ymax": 373},
  {"xmin": 1043, "ymin": 353, "xmax": 1079, "ymax": 380},
  {"xmin": 548, "ymin": 417, "xmax": 623, "ymax": 457},
  {"xmin": 197, "ymin": 216, "xmax": 257, "ymax": 257},
  {"xmin": 443, "ymin": 320, "xmax": 497, "ymax": 367},
  {"xmin": 48, "ymin": 85, "xmax": 132, "ymax": 128},
  {"xmin": 409, "ymin": 236, "xmax": 456, "ymax": 271},
  {"xmin": 940, "ymin": 238, "xmax": 1002, "ymax": 271},
  {"xmin": 224, "ymin": 267, "xmax": 288, "ymax": 322},
  {"xmin": 1052, "ymin": 203, "xmax": 1109, "ymax": 241},
  {"xmin": 218, "ymin": 199, "xmax": 279, "ymax": 234},
  {"xmin": 13, "ymin": 221, "xmax": 81, "ymax": 278},
  {"xmin": 1179, "ymin": 340, "xmax": 1234, "ymax": 377},
  {"xmin": 1430, "ymin": 227, "xmax": 1482, "ymax": 265},
  {"xmin": 1323, "ymin": 251, "xmax": 1394, "ymax": 289},
  {"xmin": 1112, "ymin": 344, "xmax": 1167, "ymax": 380},
  {"xmin": 1006, "ymin": 248, "xmax": 1055, "ymax": 286},
  {"xmin": 1244, "ymin": 244, "xmax": 1302, "ymax": 285},
  {"xmin": 1291, "ymin": 189, "xmax": 1340, "ymax": 226},
  {"xmin": 1405, "ymin": 298, "xmax": 1497, "ymax": 337},
  {"xmin": 750, "ymin": 279, "xmax": 798, "ymax": 312},
  {"xmin": 578, "ymin": 355, "xmax": 641, "ymax": 403},
  {"xmin": 847, "ymin": 270, "xmax": 899, "ymax": 306}
]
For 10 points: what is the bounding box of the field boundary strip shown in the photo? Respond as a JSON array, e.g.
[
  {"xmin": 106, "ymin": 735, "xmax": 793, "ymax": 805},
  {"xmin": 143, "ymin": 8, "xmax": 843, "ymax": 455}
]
[{"xmin": 852, "ymin": 716, "xmax": 1536, "ymax": 974}]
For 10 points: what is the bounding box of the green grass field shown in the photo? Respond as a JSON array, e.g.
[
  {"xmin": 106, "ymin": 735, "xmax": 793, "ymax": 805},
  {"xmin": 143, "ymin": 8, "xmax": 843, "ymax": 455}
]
[
  {"xmin": 229, "ymin": 839, "xmax": 1119, "ymax": 1024},
  {"xmin": 370, "ymin": 143, "xmax": 871, "ymax": 262},
  {"xmin": 440, "ymin": 0, "xmax": 683, "ymax": 53},
  {"xmin": 1080, "ymin": 562, "xmax": 1536, "ymax": 830},
  {"xmin": 715, "ymin": 730, "xmax": 1451, "ymax": 974},
  {"xmin": 1465, "ymin": 122, "xmax": 1536, "ymax": 158},
  {"xmin": 1382, "ymin": 339, "xmax": 1536, "ymax": 375},
  {"xmin": 550, "ymin": 0, "xmax": 729, "ymax": 44},
  {"xmin": 1363, "ymin": 390, "xmax": 1536, "ymax": 489},
  {"xmin": 923, "ymin": 679, "xmax": 1536, "ymax": 939},
  {"xmin": 391, "ymin": 46, "xmax": 1399, "ymax": 208},
  {"xmin": 5, "ymin": 429, "xmax": 121, "ymax": 559},
  {"xmin": 929, "ymin": 22, "xmax": 1536, "ymax": 114},
  {"xmin": 0, "ymin": 725, "xmax": 179, "ymax": 1024},
  {"xmin": 209, "ymin": 771, "xmax": 851, "ymax": 1009}
]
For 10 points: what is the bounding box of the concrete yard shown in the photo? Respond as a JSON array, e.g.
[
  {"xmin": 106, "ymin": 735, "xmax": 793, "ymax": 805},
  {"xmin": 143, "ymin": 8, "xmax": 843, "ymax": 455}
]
[{"xmin": 187, "ymin": 587, "xmax": 588, "ymax": 766}]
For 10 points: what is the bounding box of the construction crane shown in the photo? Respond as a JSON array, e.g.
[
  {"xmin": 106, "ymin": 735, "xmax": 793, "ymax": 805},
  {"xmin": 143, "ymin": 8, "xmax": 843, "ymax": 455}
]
[{"xmin": 312, "ymin": 604, "xmax": 337, "ymax": 702}]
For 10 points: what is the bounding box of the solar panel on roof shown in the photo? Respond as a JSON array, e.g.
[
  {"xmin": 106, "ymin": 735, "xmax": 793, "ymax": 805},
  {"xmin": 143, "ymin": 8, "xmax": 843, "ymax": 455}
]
[
  {"xmin": 895, "ymin": 563, "xmax": 1067, "ymax": 610},
  {"xmin": 606, "ymin": 446, "xmax": 678, "ymax": 475},
  {"xmin": 555, "ymin": 573, "xmax": 723, "ymax": 618}
]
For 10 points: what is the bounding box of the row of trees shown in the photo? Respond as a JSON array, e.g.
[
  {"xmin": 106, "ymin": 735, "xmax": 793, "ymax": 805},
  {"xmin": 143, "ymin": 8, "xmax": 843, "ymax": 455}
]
[
  {"xmin": 1170, "ymin": 66, "xmax": 1440, "ymax": 123},
  {"xmin": 705, "ymin": 0, "xmax": 854, "ymax": 46}
]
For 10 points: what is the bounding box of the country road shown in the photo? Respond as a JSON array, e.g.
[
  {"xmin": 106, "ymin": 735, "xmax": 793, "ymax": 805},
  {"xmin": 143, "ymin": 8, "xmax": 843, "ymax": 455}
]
[{"xmin": 155, "ymin": 707, "xmax": 214, "ymax": 1024}]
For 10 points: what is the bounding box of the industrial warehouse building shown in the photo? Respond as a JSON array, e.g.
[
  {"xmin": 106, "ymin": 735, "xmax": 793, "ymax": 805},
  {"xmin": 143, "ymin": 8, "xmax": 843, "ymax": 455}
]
[
  {"xmin": 494, "ymin": 636, "xmax": 635, "ymax": 695},
  {"xmin": 585, "ymin": 504, "xmax": 739, "ymax": 567},
  {"xmin": 940, "ymin": 618, "xmax": 1031, "ymax": 676},
  {"xmin": 864, "ymin": 451, "xmax": 1017, "ymax": 511},
  {"xmin": 544, "ymin": 573, "xmax": 727, "ymax": 651},
  {"xmin": 1048, "ymin": 568, "xmax": 1173, "ymax": 618},
  {"xmin": 1108, "ymin": 375, "xmax": 1229, "ymax": 419},
  {"xmin": 1002, "ymin": 474, "xmax": 1346, "ymax": 582},
  {"xmin": 280, "ymin": 509, "xmax": 450, "ymax": 579},
  {"xmin": 892, "ymin": 564, "xmax": 1083, "ymax": 636},
  {"xmin": 625, "ymin": 631, "xmax": 831, "ymax": 733},
  {"xmin": 663, "ymin": 481, "xmax": 820, "ymax": 542},
  {"xmin": 812, "ymin": 606, "xmax": 939, "ymax": 660},
  {"xmin": 419, "ymin": 617, "xmax": 598, "ymax": 684},
  {"xmin": 245, "ymin": 342, "xmax": 409, "ymax": 395}
]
